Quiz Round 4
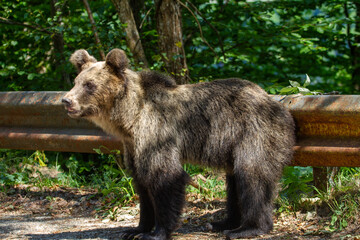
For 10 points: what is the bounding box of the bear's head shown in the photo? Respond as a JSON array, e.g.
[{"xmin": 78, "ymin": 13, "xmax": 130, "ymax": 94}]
[{"xmin": 62, "ymin": 49, "xmax": 129, "ymax": 119}]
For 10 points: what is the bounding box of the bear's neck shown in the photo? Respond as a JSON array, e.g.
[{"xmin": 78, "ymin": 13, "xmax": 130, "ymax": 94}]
[{"xmin": 92, "ymin": 70, "xmax": 143, "ymax": 143}]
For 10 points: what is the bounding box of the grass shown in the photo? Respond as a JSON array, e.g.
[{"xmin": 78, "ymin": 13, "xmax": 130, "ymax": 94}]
[
  {"xmin": 315, "ymin": 168, "xmax": 360, "ymax": 231},
  {"xmin": 184, "ymin": 163, "xmax": 226, "ymax": 200},
  {"xmin": 0, "ymin": 149, "xmax": 135, "ymax": 213},
  {"xmin": 1, "ymin": 149, "xmax": 360, "ymax": 232},
  {"xmin": 276, "ymin": 166, "xmax": 360, "ymax": 232},
  {"xmin": 0, "ymin": 149, "xmax": 54, "ymax": 189}
]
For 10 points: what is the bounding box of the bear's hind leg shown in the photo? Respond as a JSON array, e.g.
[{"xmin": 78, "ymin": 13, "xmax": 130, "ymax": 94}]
[
  {"xmin": 225, "ymin": 171, "xmax": 274, "ymax": 239},
  {"xmin": 210, "ymin": 174, "xmax": 241, "ymax": 232}
]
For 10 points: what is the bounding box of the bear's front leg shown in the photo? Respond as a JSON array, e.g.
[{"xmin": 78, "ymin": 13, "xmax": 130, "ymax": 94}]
[
  {"xmin": 119, "ymin": 182, "xmax": 155, "ymax": 240},
  {"xmin": 119, "ymin": 149, "xmax": 156, "ymax": 240},
  {"xmin": 134, "ymin": 170, "xmax": 189, "ymax": 240},
  {"xmin": 120, "ymin": 185, "xmax": 155, "ymax": 239}
]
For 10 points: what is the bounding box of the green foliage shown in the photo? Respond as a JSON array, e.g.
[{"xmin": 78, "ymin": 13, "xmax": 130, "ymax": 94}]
[
  {"xmin": 183, "ymin": 0, "xmax": 358, "ymax": 93},
  {"xmin": 0, "ymin": 149, "xmax": 135, "ymax": 203},
  {"xmin": 265, "ymin": 74, "xmax": 323, "ymax": 95},
  {"xmin": 0, "ymin": 150, "xmax": 48, "ymax": 187},
  {"xmin": 183, "ymin": 163, "xmax": 208, "ymax": 176},
  {"xmin": 276, "ymin": 166, "xmax": 360, "ymax": 232},
  {"xmin": 92, "ymin": 149, "xmax": 135, "ymax": 206},
  {"xmin": 316, "ymin": 167, "xmax": 360, "ymax": 231},
  {"xmin": 1, "ymin": 0, "xmax": 359, "ymax": 93},
  {"xmin": 277, "ymin": 74, "xmax": 322, "ymax": 95},
  {"xmin": 0, "ymin": 0, "xmax": 128, "ymax": 91},
  {"xmin": 280, "ymin": 166, "xmax": 314, "ymax": 204}
]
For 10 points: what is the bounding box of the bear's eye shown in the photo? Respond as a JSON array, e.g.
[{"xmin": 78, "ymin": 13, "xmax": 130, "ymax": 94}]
[{"xmin": 83, "ymin": 81, "xmax": 96, "ymax": 93}]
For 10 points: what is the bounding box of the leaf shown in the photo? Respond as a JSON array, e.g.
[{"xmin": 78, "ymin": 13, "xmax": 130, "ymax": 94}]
[
  {"xmin": 279, "ymin": 86, "xmax": 297, "ymax": 93},
  {"xmin": 270, "ymin": 12, "xmax": 281, "ymax": 25},
  {"xmin": 304, "ymin": 74, "xmax": 311, "ymax": 87},
  {"xmin": 316, "ymin": 27, "xmax": 324, "ymax": 34},
  {"xmin": 341, "ymin": 219, "xmax": 348, "ymax": 228},
  {"xmin": 93, "ymin": 148, "xmax": 103, "ymax": 155},
  {"xmin": 289, "ymin": 80, "xmax": 300, "ymax": 87},
  {"xmin": 175, "ymin": 41, "xmax": 182, "ymax": 48},
  {"xmin": 297, "ymin": 87, "xmax": 310, "ymax": 93},
  {"xmin": 38, "ymin": 158, "xmax": 47, "ymax": 167},
  {"xmin": 300, "ymin": 47, "xmax": 311, "ymax": 54},
  {"xmin": 0, "ymin": 70, "xmax": 9, "ymax": 77},
  {"xmin": 331, "ymin": 215, "xmax": 337, "ymax": 225},
  {"xmin": 291, "ymin": 33, "xmax": 301, "ymax": 38},
  {"xmin": 27, "ymin": 73, "xmax": 37, "ymax": 80}
]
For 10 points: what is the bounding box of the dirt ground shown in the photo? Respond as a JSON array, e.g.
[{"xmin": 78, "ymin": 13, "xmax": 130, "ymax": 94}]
[{"xmin": 0, "ymin": 185, "xmax": 359, "ymax": 240}]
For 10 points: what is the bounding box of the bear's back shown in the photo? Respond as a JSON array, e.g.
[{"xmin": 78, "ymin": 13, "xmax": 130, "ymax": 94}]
[{"xmin": 139, "ymin": 71, "xmax": 177, "ymax": 94}]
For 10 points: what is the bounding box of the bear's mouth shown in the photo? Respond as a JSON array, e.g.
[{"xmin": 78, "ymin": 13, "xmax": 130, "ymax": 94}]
[{"xmin": 65, "ymin": 107, "xmax": 80, "ymax": 116}]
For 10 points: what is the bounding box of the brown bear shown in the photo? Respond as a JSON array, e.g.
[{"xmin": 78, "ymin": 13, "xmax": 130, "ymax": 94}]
[{"xmin": 62, "ymin": 49, "xmax": 295, "ymax": 240}]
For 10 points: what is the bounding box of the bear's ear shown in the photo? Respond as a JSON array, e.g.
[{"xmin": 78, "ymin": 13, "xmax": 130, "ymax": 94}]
[
  {"xmin": 70, "ymin": 49, "xmax": 97, "ymax": 73},
  {"xmin": 105, "ymin": 49, "xmax": 129, "ymax": 75}
]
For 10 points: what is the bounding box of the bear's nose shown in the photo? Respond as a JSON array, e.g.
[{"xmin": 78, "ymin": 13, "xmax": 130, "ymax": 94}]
[{"xmin": 61, "ymin": 98, "xmax": 72, "ymax": 107}]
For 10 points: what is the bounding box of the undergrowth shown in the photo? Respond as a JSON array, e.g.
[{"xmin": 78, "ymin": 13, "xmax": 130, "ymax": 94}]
[
  {"xmin": 0, "ymin": 149, "xmax": 135, "ymax": 217},
  {"xmin": 276, "ymin": 166, "xmax": 360, "ymax": 232},
  {"xmin": 316, "ymin": 168, "xmax": 360, "ymax": 231}
]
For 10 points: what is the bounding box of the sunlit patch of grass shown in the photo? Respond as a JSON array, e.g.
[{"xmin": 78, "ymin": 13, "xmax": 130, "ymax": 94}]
[{"xmin": 184, "ymin": 164, "xmax": 226, "ymax": 201}]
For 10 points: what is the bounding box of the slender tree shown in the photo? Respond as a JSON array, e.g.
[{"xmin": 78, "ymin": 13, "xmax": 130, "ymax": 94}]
[
  {"xmin": 50, "ymin": 0, "xmax": 70, "ymax": 87},
  {"xmin": 82, "ymin": 0, "xmax": 105, "ymax": 60},
  {"xmin": 111, "ymin": 0, "xmax": 149, "ymax": 67}
]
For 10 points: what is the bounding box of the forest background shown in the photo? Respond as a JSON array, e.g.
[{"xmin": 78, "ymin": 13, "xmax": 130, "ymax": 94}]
[{"xmin": 1, "ymin": 0, "xmax": 360, "ymax": 93}]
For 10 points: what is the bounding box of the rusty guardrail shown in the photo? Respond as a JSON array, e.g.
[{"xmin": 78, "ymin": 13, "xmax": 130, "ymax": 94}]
[
  {"xmin": 1, "ymin": 92, "xmax": 360, "ymax": 169},
  {"xmin": 0, "ymin": 91, "xmax": 122, "ymax": 153},
  {"xmin": 273, "ymin": 95, "xmax": 360, "ymax": 168}
]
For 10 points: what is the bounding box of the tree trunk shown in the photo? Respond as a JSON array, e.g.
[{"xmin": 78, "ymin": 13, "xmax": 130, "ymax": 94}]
[
  {"xmin": 155, "ymin": 0, "xmax": 189, "ymax": 84},
  {"xmin": 50, "ymin": 0, "xmax": 70, "ymax": 87},
  {"xmin": 82, "ymin": 0, "xmax": 105, "ymax": 60},
  {"xmin": 130, "ymin": 0, "xmax": 144, "ymax": 29},
  {"xmin": 352, "ymin": 2, "xmax": 360, "ymax": 90},
  {"xmin": 111, "ymin": 0, "xmax": 149, "ymax": 68}
]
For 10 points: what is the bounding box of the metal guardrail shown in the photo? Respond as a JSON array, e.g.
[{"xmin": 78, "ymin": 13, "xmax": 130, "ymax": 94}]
[
  {"xmin": 1, "ymin": 92, "xmax": 360, "ymax": 169},
  {"xmin": 273, "ymin": 95, "xmax": 360, "ymax": 168},
  {"xmin": 0, "ymin": 91, "xmax": 122, "ymax": 153}
]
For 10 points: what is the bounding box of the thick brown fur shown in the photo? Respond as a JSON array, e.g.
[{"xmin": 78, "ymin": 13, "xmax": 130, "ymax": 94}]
[{"xmin": 63, "ymin": 49, "xmax": 296, "ymax": 240}]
